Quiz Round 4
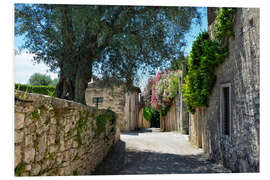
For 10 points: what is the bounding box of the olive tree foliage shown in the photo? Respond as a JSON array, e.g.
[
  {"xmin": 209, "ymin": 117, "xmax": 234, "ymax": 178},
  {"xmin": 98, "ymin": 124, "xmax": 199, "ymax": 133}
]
[{"xmin": 15, "ymin": 4, "xmax": 200, "ymax": 104}]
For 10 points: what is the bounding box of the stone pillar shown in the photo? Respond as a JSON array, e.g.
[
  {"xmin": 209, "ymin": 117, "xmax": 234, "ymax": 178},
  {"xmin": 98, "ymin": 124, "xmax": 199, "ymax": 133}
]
[{"xmin": 180, "ymin": 62, "xmax": 189, "ymax": 134}]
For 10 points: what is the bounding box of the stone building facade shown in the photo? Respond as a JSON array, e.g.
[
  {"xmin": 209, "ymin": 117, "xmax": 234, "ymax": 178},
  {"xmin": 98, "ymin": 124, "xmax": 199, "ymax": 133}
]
[
  {"xmin": 85, "ymin": 80, "xmax": 142, "ymax": 131},
  {"xmin": 189, "ymin": 8, "xmax": 260, "ymax": 172}
]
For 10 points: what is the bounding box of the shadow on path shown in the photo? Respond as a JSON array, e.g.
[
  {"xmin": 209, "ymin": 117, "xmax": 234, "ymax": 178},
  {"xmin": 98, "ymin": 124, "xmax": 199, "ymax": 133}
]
[
  {"xmin": 120, "ymin": 128, "xmax": 159, "ymax": 136},
  {"xmin": 92, "ymin": 140, "xmax": 231, "ymax": 175}
]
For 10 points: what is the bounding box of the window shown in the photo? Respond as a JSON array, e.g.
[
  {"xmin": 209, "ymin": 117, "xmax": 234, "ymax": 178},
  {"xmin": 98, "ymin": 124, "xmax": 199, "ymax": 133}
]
[
  {"xmin": 220, "ymin": 83, "xmax": 231, "ymax": 136},
  {"xmin": 92, "ymin": 97, "xmax": 103, "ymax": 104}
]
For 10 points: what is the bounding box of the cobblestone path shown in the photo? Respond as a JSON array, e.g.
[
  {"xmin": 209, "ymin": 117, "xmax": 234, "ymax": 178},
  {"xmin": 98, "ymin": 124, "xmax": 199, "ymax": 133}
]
[{"xmin": 93, "ymin": 128, "xmax": 231, "ymax": 175}]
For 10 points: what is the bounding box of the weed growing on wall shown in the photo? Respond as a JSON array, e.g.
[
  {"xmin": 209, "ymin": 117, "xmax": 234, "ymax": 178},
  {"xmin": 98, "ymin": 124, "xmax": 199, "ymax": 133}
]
[{"xmin": 15, "ymin": 162, "xmax": 26, "ymax": 176}]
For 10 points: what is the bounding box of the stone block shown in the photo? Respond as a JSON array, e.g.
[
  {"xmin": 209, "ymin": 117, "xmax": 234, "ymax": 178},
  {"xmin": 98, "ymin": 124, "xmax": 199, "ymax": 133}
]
[
  {"xmin": 63, "ymin": 151, "xmax": 70, "ymax": 162},
  {"xmin": 65, "ymin": 139, "xmax": 73, "ymax": 149},
  {"xmin": 35, "ymin": 151, "xmax": 43, "ymax": 162},
  {"xmin": 56, "ymin": 154, "xmax": 63, "ymax": 165},
  {"xmin": 24, "ymin": 147, "xmax": 35, "ymax": 163},
  {"xmin": 25, "ymin": 135, "xmax": 33, "ymax": 146},
  {"xmin": 25, "ymin": 164, "xmax": 31, "ymax": 171},
  {"xmin": 48, "ymin": 135, "xmax": 55, "ymax": 145},
  {"xmin": 38, "ymin": 135, "xmax": 47, "ymax": 154},
  {"xmin": 62, "ymin": 161, "xmax": 69, "ymax": 167},
  {"xmin": 59, "ymin": 142, "xmax": 65, "ymax": 152},
  {"xmin": 50, "ymin": 117, "xmax": 57, "ymax": 124},
  {"xmin": 64, "ymin": 123, "xmax": 71, "ymax": 133},
  {"xmin": 15, "ymin": 113, "xmax": 25, "ymax": 130},
  {"xmin": 49, "ymin": 124, "xmax": 56, "ymax": 135},
  {"xmin": 49, "ymin": 145, "xmax": 57, "ymax": 153},
  {"xmin": 15, "ymin": 131, "xmax": 24, "ymax": 144},
  {"xmin": 38, "ymin": 125, "xmax": 49, "ymax": 135},
  {"xmin": 72, "ymin": 141, "xmax": 78, "ymax": 148},
  {"xmin": 24, "ymin": 116, "xmax": 33, "ymax": 126},
  {"xmin": 15, "ymin": 145, "xmax": 21, "ymax": 167}
]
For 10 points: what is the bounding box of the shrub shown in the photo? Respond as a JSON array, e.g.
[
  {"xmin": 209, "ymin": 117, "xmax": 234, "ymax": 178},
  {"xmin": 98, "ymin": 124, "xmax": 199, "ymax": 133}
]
[
  {"xmin": 15, "ymin": 83, "xmax": 56, "ymax": 97},
  {"xmin": 143, "ymin": 106, "xmax": 152, "ymax": 122},
  {"xmin": 182, "ymin": 32, "xmax": 228, "ymax": 114},
  {"xmin": 143, "ymin": 106, "xmax": 160, "ymax": 123},
  {"xmin": 151, "ymin": 70, "xmax": 181, "ymax": 113}
]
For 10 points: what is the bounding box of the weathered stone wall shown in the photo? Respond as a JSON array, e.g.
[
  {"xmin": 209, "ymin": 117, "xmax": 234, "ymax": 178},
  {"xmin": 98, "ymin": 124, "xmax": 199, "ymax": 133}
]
[
  {"xmin": 15, "ymin": 91, "xmax": 118, "ymax": 176},
  {"xmin": 160, "ymin": 100, "xmax": 179, "ymax": 131},
  {"xmin": 138, "ymin": 108, "xmax": 151, "ymax": 129},
  {"xmin": 189, "ymin": 8, "xmax": 260, "ymax": 172},
  {"xmin": 123, "ymin": 92, "xmax": 140, "ymax": 131}
]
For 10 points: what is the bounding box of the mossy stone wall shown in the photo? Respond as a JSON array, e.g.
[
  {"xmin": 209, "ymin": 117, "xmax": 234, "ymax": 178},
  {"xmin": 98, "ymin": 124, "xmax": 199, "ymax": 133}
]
[{"xmin": 15, "ymin": 90, "xmax": 117, "ymax": 176}]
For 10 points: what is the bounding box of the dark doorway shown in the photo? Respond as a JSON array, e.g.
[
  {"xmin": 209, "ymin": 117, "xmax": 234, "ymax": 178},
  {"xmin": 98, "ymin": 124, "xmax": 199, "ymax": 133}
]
[{"xmin": 150, "ymin": 109, "xmax": 160, "ymax": 128}]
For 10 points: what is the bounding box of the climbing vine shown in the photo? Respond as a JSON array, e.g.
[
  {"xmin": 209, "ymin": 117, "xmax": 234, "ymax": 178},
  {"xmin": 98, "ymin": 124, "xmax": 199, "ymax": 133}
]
[
  {"xmin": 214, "ymin": 8, "xmax": 236, "ymax": 42},
  {"xmin": 182, "ymin": 8, "xmax": 235, "ymax": 114},
  {"xmin": 95, "ymin": 108, "xmax": 116, "ymax": 135}
]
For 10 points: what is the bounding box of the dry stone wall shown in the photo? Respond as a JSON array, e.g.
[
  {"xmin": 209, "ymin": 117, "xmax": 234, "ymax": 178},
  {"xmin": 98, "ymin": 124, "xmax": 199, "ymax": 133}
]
[{"xmin": 15, "ymin": 91, "xmax": 118, "ymax": 176}]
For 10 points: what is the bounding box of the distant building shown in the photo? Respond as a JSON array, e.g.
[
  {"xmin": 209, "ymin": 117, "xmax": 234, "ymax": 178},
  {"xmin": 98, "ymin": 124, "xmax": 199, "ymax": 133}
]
[{"xmin": 85, "ymin": 79, "xmax": 149, "ymax": 131}]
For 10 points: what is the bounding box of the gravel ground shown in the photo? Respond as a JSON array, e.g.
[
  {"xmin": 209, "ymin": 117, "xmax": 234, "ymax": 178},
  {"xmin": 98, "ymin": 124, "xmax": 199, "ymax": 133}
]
[{"xmin": 93, "ymin": 128, "xmax": 231, "ymax": 175}]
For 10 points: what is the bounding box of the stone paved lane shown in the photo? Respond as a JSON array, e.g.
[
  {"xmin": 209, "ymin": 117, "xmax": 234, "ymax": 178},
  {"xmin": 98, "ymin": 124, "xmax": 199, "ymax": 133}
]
[{"xmin": 93, "ymin": 128, "xmax": 231, "ymax": 175}]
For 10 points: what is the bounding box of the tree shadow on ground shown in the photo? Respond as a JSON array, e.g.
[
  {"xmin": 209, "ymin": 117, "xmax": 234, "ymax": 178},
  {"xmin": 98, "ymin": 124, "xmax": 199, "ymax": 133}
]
[
  {"xmin": 121, "ymin": 131, "xmax": 139, "ymax": 136},
  {"xmin": 92, "ymin": 140, "xmax": 231, "ymax": 175}
]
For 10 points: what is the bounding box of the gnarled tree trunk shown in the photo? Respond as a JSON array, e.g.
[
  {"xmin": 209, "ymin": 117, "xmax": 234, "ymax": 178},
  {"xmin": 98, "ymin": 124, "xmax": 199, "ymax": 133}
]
[{"xmin": 74, "ymin": 73, "xmax": 90, "ymax": 104}]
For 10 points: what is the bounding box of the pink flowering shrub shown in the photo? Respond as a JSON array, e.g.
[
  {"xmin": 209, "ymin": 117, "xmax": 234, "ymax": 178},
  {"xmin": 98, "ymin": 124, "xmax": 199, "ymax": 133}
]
[{"xmin": 150, "ymin": 69, "xmax": 182, "ymax": 110}]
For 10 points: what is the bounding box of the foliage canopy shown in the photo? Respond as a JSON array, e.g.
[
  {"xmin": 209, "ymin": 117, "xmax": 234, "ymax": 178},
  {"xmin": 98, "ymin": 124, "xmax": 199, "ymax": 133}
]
[{"xmin": 15, "ymin": 4, "xmax": 201, "ymax": 104}]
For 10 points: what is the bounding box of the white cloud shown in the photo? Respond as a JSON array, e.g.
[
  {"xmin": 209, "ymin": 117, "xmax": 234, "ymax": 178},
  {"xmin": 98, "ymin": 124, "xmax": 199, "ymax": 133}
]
[{"xmin": 14, "ymin": 52, "xmax": 58, "ymax": 84}]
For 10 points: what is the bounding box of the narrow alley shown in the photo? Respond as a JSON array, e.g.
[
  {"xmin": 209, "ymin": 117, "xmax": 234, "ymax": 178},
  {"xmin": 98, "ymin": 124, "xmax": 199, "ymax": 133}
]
[{"xmin": 93, "ymin": 128, "xmax": 231, "ymax": 175}]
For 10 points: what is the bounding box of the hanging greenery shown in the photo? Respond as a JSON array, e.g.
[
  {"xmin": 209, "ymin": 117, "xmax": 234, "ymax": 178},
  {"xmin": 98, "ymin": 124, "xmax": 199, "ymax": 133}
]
[
  {"xmin": 214, "ymin": 8, "xmax": 236, "ymax": 42},
  {"xmin": 182, "ymin": 8, "xmax": 235, "ymax": 114}
]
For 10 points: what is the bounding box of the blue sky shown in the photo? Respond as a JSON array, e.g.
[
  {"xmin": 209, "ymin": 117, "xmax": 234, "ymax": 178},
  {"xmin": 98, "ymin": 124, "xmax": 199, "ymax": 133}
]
[
  {"xmin": 14, "ymin": 7, "xmax": 207, "ymax": 89},
  {"xmin": 136, "ymin": 7, "xmax": 208, "ymax": 90},
  {"xmin": 14, "ymin": 36, "xmax": 58, "ymax": 84}
]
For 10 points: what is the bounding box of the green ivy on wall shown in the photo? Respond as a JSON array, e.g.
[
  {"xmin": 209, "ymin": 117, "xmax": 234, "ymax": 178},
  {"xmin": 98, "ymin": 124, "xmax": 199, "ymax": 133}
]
[
  {"xmin": 182, "ymin": 8, "xmax": 236, "ymax": 114},
  {"xmin": 95, "ymin": 108, "xmax": 116, "ymax": 135},
  {"xmin": 214, "ymin": 8, "xmax": 236, "ymax": 42},
  {"xmin": 182, "ymin": 8, "xmax": 235, "ymax": 114}
]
